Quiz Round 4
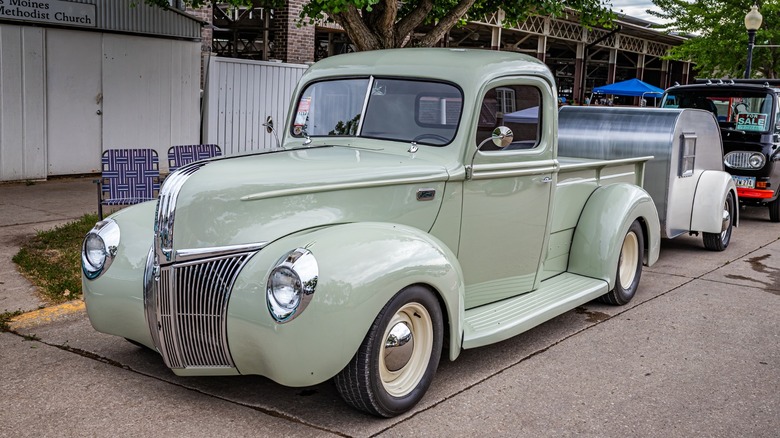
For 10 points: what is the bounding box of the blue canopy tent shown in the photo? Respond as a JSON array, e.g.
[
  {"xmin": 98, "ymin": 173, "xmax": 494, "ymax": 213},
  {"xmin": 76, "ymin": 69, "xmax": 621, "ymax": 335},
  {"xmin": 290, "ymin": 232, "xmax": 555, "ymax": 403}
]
[{"xmin": 591, "ymin": 78, "xmax": 664, "ymax": 106}]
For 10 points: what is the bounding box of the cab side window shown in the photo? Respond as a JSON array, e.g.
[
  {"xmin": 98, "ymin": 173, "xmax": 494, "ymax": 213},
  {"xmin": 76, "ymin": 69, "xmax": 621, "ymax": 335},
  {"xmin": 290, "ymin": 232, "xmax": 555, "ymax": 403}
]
[{"xmin": 476, "ymin": 85, "xmax": 541, "ymax": 151}]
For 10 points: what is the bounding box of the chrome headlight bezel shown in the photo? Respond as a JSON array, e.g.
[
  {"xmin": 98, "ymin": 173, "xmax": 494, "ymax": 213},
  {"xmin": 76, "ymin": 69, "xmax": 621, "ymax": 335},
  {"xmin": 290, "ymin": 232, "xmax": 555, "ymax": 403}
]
[
  {"xmin": 81, "ymin": 219, "xmax": 120, "ymax": 280},
  {"xmin": 267, "ymin": 248, "xmax": 318, "ymax": 323}
]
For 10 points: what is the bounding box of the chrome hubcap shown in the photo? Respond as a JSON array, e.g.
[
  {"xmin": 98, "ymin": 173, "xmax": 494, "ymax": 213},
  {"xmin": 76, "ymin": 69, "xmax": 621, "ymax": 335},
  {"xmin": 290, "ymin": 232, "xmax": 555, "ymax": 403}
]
[
  {"xmin": 384, "ymin": 322, "xmax": 414, "ymax": 372},
  {"xmin": 379, "ymin": 302, "xmax": 433, "ymax": 397},
  {"xmin": 721, "ymin": 201, "xmax": 731, "ymax": 235}
]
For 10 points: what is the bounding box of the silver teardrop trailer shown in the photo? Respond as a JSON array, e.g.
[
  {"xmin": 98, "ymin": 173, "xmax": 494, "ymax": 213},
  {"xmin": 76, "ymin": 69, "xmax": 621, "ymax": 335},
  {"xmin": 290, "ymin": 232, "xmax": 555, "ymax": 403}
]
[{"xmin": 558, "ymin": 106, "xmax": 738, "ymax": 251}]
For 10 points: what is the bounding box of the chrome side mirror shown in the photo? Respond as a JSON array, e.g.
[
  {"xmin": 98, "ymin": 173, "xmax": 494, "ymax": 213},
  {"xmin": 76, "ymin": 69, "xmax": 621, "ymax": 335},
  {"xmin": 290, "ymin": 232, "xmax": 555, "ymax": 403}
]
[
  {"xmin": 466, "ymin": 126, "xmax": 514, "ymax": 179},
  {"xmin": 262, "ymin": 116, "xmax": 281, "ymax": 149}
]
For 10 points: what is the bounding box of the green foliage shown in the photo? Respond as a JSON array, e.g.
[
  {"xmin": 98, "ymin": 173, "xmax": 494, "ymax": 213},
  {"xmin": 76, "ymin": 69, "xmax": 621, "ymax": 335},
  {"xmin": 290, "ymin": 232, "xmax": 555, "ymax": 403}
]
[
  {"xmin": 649, "ymin": 1, "xmax": 778, "ymax": 78},
  {"xmin": 329, "ymin": 114, "xmax": 362, "ymax": 136},
  {"xmin": 157, "ymin": 1, "xmax": 613, "ymax": 51},
  {"xmin": 12, "ymin": 214, "xmax": 99, "ymax": 303},
  {"xmin": 0, "ymin": 310, "xmax": 23, "ymax": 332}
]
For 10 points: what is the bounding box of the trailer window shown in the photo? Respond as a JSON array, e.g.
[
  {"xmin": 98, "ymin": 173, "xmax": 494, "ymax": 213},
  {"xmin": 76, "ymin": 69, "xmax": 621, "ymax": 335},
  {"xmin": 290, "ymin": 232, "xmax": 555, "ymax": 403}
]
[{"xmin": 679, "ymin": 133, "xmax": 697, "ymax": 178}]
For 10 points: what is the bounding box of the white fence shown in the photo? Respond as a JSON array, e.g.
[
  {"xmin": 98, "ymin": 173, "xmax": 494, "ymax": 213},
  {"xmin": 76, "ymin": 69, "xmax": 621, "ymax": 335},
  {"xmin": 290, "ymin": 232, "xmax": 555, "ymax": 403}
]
[{"xmin": 202, "ymin": 57, "xmax": 308, "ymax": 154}]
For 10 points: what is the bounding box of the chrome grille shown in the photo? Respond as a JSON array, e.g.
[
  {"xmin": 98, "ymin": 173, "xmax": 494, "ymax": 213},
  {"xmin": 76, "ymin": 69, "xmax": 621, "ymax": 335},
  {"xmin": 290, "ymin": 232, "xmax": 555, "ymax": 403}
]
[
  {"xmin": 146, "ymin": 251, "xmax": 255, "ymax": 369},
  {"xmin": 724, "ymin": 151, "xmax": 759, "ymax": 170}
]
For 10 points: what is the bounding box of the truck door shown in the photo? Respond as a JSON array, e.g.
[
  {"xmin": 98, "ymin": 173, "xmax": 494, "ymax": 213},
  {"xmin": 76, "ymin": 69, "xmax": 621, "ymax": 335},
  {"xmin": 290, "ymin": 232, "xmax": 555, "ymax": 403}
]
[{"xmin": 459, "ymin": 79, "xmax": 556, "ymax": 309}]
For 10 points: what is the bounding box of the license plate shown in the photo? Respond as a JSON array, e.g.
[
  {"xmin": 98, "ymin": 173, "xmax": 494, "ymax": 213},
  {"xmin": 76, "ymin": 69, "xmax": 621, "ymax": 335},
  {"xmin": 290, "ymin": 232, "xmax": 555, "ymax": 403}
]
[{"xmin": 732, "ymin": 175, "xmax": 756, "ymax": 189}]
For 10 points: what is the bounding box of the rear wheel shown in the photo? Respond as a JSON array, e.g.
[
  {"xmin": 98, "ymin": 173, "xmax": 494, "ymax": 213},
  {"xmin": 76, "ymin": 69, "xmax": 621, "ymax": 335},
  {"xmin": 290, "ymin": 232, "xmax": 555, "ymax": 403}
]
[
  {"xmin": 599, "ymin": 220, "xmax": 644, "ymax": 306},
  {"xmin": 335, "ymin": 286, "xmax": 443, "ymax": 417},
  {"xmin": 703, "ymin": 192, "xmax": 734, "ymax": 251}
]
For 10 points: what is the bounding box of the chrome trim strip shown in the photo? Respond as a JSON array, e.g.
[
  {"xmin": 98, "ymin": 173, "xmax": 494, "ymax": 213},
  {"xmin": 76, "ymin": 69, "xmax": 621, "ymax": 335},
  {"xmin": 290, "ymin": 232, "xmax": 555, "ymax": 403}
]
[
  {"xmin": 155, "ymin": 162, "xmax": 207, "ymax": 264},
  {"xmin": 240, "ymin": 173, "xmax": 449, "ymax": 201},
  {"xmin": 175, "ymin": 242, "xmax": 269, "ymax": 262},
  {"xmin": 355, "ymin": 76, "xmax": 374, "ymax": 135}
]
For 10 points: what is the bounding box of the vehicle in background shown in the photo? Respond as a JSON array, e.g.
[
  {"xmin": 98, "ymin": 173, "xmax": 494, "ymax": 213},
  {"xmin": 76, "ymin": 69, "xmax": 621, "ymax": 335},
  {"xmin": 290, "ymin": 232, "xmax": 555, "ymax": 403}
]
[{"xmin": 661, "ymin": 80, "xmax": 780, "ymax": 221}]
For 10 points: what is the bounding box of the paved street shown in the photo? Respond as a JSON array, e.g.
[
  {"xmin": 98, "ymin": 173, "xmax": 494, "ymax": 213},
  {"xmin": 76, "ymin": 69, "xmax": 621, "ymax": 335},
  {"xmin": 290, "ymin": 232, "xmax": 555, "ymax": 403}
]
[{"xmin": 1, "ymin": 179, "xmax": 778, "ymax": 437}]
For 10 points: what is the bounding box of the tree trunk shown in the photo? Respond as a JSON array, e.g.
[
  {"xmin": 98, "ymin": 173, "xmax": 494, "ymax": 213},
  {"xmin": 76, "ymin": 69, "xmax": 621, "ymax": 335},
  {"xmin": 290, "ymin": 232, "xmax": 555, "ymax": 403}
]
[{"xmin": 416, "ymin": 0, "xmax": 478, "ymax": 47}]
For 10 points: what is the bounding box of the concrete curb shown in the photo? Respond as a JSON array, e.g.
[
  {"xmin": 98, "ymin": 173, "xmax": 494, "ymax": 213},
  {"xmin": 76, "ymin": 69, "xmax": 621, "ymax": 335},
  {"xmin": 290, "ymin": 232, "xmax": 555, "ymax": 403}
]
[{"xmin": 9, "ymin": 299, "xmax": 86, "ymax": 331}]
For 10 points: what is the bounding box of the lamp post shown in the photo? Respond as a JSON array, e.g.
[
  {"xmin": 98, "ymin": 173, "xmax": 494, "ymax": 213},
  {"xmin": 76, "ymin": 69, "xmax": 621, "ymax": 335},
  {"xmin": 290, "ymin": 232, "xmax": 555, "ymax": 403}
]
[{"xmin": 744, "ymin": 4, "xmax": 763, "ymax": 79}]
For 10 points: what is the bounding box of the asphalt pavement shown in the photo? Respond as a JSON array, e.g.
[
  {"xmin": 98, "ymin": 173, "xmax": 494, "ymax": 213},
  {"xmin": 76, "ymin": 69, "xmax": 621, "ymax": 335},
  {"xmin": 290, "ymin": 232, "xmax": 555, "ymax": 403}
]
[{"xmin": 1, "ymin": 178, "xmax": 778, "ymax": 437}]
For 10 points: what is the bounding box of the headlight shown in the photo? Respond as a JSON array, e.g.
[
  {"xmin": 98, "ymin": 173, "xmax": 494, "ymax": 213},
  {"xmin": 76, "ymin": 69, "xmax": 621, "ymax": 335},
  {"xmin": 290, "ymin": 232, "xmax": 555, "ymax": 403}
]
[
  {"xmin": 267, "ymin": 248, "xmax": 318, "ymax": 323},
  {"xmin": 81, "ymin": 219, "xmax": 120, "ymax": 280},
  {"xmin": 749, "ymin": 153, "xmax": 765, "ymax": 169}
]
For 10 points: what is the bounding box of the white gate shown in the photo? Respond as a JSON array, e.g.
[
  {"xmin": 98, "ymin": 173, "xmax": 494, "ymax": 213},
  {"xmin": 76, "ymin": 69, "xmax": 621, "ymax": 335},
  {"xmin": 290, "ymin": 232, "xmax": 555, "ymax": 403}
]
[{"xmin": 202, "ymin": 57, "xmax": 307, "ymax": 155}]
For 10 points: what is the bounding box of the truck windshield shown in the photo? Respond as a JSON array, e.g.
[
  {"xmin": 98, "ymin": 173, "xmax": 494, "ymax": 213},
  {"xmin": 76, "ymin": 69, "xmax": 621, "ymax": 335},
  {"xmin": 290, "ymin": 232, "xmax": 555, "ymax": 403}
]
[
  {"xmin": 291, "ymin": 77, "xmax": 463, "ymax": 146},
  {"xmin": 661, "ymin": 89, "xmax": 775, "ymax": 133}
]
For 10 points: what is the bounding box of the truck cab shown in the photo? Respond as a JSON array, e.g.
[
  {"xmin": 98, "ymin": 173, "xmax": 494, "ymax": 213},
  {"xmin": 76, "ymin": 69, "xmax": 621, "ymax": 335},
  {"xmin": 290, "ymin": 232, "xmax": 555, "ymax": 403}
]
[{"xmin": 661, "ymin": 80, "xmax": 780, "ymax": 220}]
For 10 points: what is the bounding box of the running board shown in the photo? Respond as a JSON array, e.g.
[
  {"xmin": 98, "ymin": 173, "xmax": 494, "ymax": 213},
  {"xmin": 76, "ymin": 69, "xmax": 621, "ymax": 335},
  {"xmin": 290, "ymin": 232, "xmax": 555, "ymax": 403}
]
[{"xmin": 462, "ymin": 272, "xmax": 609, "ymax": 349}]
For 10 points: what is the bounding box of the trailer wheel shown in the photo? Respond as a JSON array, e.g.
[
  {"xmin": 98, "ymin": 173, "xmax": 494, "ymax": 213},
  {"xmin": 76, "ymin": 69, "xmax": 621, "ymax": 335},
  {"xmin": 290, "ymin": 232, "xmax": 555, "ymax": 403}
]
[
  {"xmin": 769, "ymin": 197, "xmax": 780, "ymax": 223},
  {"xmin": 600, "ymin": 220, "xmax": 644, "ymax": 306},
  {"xmin": 703, "ymin": 192, "xmax": 734, "ymax": 251},
  {"xmin": 334, "ymin": 286, "xmax": 443, "ymax": 417}
]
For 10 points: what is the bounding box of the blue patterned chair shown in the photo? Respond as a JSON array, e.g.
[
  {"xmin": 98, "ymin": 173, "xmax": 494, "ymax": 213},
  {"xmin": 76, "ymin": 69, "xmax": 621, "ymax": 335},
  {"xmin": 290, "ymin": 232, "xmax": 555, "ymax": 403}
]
[
  {"xmin": 96, "ymin": 149, "xmax": 160, "ymax": 220},
  {"xmin": 167, "ymin": 144, "xmax": 222, "ymax": 173}
]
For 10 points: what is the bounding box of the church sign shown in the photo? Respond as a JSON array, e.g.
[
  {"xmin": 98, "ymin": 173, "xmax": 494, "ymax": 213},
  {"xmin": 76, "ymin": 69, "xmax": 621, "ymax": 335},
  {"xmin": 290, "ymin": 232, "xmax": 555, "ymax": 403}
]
[{"xmin": 0, "ymin": 0, "xmax": 96, "ymax": 28}]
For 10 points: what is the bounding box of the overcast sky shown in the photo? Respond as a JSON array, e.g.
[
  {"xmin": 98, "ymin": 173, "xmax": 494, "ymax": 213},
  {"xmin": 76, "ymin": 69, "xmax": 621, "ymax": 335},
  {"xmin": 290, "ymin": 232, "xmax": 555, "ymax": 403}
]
[{"xmin": 611, "ymin": 0, "xmax": 663, "ymax": 22}]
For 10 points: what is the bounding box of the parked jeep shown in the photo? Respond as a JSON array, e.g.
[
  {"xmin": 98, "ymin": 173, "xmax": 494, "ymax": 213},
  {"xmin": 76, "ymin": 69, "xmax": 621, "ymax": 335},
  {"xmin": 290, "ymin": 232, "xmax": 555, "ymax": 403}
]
[
  {"xmin": 661, "ymin": 80, "xmax": 780, "ymax": 221},
  {"xmin": 82, "ymin": 48, "xmax": 661, "ymax": 417}
]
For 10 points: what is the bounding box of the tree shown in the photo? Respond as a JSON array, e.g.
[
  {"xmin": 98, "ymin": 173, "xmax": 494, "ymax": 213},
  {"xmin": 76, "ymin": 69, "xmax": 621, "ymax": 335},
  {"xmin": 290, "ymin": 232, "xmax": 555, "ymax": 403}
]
[
  {"xmin": 147, "ymin": 0, "xmax": 615, "ymax": 52},
  {"xmin": 648, "ymin": 0, "xmax": 778, "ymax": 79}
]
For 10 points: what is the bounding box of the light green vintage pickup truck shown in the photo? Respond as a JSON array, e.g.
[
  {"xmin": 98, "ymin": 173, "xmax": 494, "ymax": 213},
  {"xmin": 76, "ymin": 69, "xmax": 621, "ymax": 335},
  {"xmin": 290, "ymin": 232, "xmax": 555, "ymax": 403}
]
[{"xmin": 82, "ymin": 48, "xmax": 660, "ymax": 417}]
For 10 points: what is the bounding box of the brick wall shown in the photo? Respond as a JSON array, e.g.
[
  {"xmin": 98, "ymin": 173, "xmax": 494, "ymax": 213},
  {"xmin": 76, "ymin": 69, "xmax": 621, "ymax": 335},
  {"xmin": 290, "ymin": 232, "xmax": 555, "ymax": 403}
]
[
  {"xmin": 186, "ymin": 5, "xmax": 213, "ymax": 54},
  {"xmin": 271, "ymin": 0, "xmax": 315, "ymax": 64}
]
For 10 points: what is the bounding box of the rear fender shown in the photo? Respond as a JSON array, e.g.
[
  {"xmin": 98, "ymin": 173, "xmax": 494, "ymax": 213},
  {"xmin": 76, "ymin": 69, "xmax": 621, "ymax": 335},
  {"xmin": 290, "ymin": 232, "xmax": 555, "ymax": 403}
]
[
  {"xmin": 568, "ymin": 184, "xmax": 661, "ymax": 290},
  {"xmin": 691, "ymin": 170, "xmax": 739, "ymax": 232},
  {"xmin": 227, "ymin": 222, "xmax": 465, "ymax": 386}
]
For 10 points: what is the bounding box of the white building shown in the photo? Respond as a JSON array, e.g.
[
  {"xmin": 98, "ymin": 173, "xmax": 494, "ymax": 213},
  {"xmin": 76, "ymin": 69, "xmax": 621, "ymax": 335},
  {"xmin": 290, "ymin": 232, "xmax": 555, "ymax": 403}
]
[{"xmin": 0, "ymin": 0, "xmax": 203, "ymax": 181}]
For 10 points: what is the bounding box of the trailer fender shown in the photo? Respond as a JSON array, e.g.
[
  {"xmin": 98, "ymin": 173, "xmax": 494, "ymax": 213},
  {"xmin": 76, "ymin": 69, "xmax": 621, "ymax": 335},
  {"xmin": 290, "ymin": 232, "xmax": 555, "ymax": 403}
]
[
  {"xmin": 691, "ymin": 170, "xmax": 739, "ymax": 233},
  {"xmin": 568, "ymin": 184, "xmax": 661, "ymax": 290}
]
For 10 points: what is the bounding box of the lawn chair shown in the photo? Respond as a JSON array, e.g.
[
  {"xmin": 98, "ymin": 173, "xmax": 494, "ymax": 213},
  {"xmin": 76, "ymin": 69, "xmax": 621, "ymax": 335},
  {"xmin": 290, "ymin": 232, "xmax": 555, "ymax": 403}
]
[
  {"xmin": 167, "ymin": 144, "xmax": 222, "ymax": 173},
  {"xmin": 96, "ymin": 149, "xmax": 160, "ymax": 220}
]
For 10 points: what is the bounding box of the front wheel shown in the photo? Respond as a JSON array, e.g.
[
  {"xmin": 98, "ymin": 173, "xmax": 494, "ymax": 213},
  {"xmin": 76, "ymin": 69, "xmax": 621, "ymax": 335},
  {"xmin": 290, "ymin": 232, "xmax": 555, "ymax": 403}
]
[
  {"xmin": 769, "ymin": 197, "xmax": 780, "ymax": 223},
  {"xmin": 599, "ymin": 220, "xmax": 644, "ymax": 306},
  {"xmin": 334, "ymin": 286, "xmax": 443, "ymax": 417},
  {"xmin": 703, "ymin": 192, "xmax": 734, "ymax": 251}
]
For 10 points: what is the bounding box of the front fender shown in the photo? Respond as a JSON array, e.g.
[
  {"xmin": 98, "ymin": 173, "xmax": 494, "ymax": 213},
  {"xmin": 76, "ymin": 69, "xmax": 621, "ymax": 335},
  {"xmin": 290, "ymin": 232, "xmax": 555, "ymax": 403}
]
[
  {"xmin": 568, "ymin": 184, "xmax": 661, "ymax": 290},
  {"xmin": 226, "ymin": 222, "xmax": 465, "ymax": 387},
  {"xmin": 691, "ymin": 170, "xmax": 739, "ymax": 233},
  {"xmin": 82, "ymin": 201, "xmax": 157, "ymax": 348}
]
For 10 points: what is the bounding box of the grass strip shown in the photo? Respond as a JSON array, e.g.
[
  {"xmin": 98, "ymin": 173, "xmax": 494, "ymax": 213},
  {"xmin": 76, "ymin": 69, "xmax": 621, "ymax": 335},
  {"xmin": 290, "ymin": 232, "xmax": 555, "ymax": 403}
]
[{"xmin": 12, "ymin": 214, "xmax": 98, "ymax": 303}]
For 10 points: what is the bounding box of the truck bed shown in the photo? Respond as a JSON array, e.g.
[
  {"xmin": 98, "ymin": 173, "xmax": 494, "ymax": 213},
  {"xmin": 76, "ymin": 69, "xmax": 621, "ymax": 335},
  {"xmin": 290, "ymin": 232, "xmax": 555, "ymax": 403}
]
[{"xmin": 541, "ymin": 155, "xmax": 653, "ymax": 280}]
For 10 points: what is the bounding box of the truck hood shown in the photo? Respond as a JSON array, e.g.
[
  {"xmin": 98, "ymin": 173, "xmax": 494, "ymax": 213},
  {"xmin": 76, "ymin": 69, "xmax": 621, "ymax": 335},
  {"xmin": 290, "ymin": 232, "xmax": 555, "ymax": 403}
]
[{"xmin": 163, "ymin": 146, "xmax": 451, "ymax": 252}]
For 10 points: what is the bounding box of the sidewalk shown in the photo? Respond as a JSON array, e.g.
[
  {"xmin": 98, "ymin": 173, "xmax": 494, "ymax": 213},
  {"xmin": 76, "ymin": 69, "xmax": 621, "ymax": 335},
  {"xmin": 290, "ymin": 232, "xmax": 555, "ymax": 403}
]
[{"xmin": 0, "ymin": 177, "xmax": 99, "ymax": 313}]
